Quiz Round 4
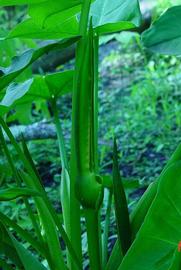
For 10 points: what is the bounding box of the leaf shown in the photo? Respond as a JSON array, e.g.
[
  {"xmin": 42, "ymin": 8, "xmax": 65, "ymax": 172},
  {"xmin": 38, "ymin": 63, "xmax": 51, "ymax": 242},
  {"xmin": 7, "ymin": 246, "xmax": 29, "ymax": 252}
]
[
  {"xmin": 0, "ymin": 187, "xmax": 41, "ymax": 201},
  {"xmin": 7, "ymin": 17, "xmax": 79, "ymax": 40},
  {"xmin": 0, "ymin": 70, "xmax": 73, "ymax": 111},
  {"xmin": 112, "ymin": 138, "xmax": 131, "ymax": 255},
  {"xmin": 0, "ymin": 224, "xmax": 23, "ymax": 268},
  {"xmin": 168, "ymin": 248, "xmax": 181, "ymax": 270},
  {"xmin": 0, "ymin": 0, "xmax": 46, "ymax": 6},
  {"xmin": 0, "ymin": 211, "xmax": 47, "ymax": 258},
  {"xmin": 0, "ymin": 258, "xmax": 14, "ymax": 270},
  {"xmin": 91, "ymin": 0, "xmax": 142, "ymax": 34},
  {"xmin": 142, "ymin": 6, "xmax": 181, "ymax": 55},
  {"xmin": 45, "ymin": 70, "xmax": 74, "ymax": 98},
  {"xmin": 7, "ymin": 230, "xmax": 47, "ymax": 270},
  {"xmin": 107, "ymin": 143, "xmax": 181, "ymax": 270},
  {"xmin": 28, "ymin": 0, "xmax": 81, "ymax": 27},
  {"xmin": 119, "ymin": 161, "xmax": 181, "ymax": 270},
  {"xmin": 1, "ymin": 79, "xmax": 33, "ymax": 106},
  {"xmin": 0, "ymin": 104, "xmax": 8, "ymax": 116},
  {"xmin": 0, "ymin": 37, "xmax": 79, "ymax": 91}
]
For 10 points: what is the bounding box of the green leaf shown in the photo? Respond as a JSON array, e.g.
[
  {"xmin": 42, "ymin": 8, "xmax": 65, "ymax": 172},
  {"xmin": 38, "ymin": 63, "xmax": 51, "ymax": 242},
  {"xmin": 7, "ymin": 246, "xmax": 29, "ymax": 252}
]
[
  {"xmin": 91, "ymin": 0, "xmax": 142, "ymax": 34},
  {"xmin": 1, "ymin": 79, "xmax": 33, "ymax": 107},
  {"xmin": 7, "ymin": 230, "xmax": 47, "ymax": 270},
  {"xmin": 45, "ymin": 70, "xmax": 73, "ymax": 98},
  {"xmin": 0, "ymin": 212, "xmax": 46, "ymax": 258},
  {"xmin": 107, "ymin": 143, "xmax": 181, "ymax": 270},
  {"xmin": 0, "ymin": 0, "xmax": 46, "ymax": 6},
  {"xmin": 29, "ymin": 1, "xmax": 81, "ymax": 27},
  {"xmin": 0, "ymin": 37, "xmax": 79, "ymax": 91},
  {"xmin": 7, "ymin": 17, "xmax": 79, "ymax": 40},
  {"xmin": 0, "ymin": 70, "xmax": 73, "ymax": 111},
  {"xmin": 0, "ymin": 104, "xmax": 8, "ymax": 116},
  {"xmin": 142, "ymin": 6, "xmax": 181, "ymax": 55},
  {"xmin": 0, "ymin": 187, "xmax": 41, "ymax": 201},
  {"xmin": 119, "ymin": 161, "xmax": 181, "ymax": 270},
  {"xmin": 112, "ymin": 138, "xmax": 131, "ymax": 256},
  {"xmin": 0, "ymin": 224, "xmax": 23, "ymax": 268},
  {"xmin": 0, "ymin": 258, "xmax": 14, "ymax": 270},
  {"xmin": 168, "ymin": 248, "xmax": 181, "ymax": 270}
]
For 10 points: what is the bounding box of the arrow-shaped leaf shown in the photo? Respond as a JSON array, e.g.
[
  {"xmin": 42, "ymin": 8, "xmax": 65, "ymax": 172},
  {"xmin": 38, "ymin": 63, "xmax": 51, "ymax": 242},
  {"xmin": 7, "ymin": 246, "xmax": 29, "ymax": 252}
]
[{"xmin": 0, "ymin": 37, "xmax": 78, "ymax": 91}]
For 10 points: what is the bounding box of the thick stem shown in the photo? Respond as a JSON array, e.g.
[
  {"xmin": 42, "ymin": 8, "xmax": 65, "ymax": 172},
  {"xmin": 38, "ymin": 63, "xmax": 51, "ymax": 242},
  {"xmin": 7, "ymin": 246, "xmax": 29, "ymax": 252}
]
[
  {"xmin": 84, "ymin": 209, "xmax": 102, "ymax": 270},
  {"xmin": 70, "ymin": 1, "xmax": 92, "ymax": 268}
]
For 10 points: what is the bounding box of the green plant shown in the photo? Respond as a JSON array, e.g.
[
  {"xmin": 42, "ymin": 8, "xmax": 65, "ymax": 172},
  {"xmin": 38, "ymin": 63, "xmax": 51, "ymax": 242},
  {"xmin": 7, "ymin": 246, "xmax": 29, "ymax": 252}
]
[{"xmin": 1, "ymin": 1, "xmax": 181, "ymax": 270}]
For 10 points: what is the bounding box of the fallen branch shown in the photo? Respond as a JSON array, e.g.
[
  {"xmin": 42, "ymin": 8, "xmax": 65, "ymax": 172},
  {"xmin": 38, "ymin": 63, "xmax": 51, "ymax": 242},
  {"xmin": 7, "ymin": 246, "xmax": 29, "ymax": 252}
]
[
  {"xmin": 4, "ymin": 121, "xmax": 57, "ymax": 142},
  {"xmin": 3, "ymin": 121, "xmax": 111, "ymax": 146}
]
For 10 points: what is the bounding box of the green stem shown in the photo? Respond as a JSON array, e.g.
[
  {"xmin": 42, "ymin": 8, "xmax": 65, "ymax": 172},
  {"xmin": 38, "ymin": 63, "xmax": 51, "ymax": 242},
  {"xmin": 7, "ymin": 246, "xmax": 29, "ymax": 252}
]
[
  {"xmin": 51, "ymin": 98, "xmax": 68, "ymax": 169},
  {"xmin": 69, "ymin": 0, "xmax": 92, "ymax": 268},
  {"xmin": 84, "ymin": 209, "xmax": 102, "ymax": 270}
]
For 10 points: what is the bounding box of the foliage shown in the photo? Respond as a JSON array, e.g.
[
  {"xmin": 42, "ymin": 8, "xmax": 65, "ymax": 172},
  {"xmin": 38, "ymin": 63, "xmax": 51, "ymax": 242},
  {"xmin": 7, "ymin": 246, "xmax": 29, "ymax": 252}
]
[{"xmin": 1, "ymin": 1, "xmax": 181, "ymax": 270}]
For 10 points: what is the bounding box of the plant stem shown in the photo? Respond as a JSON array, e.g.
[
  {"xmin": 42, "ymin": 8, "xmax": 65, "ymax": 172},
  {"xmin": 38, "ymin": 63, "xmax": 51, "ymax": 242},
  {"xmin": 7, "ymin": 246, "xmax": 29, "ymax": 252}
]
[
  {"xmin": 70, "ymin": 0, "xmax": 92, "ymax": 268},
  {"xmin": 51, "ymin": 98, "xmax": 71, "ymax": 265},
  {"xmin": 84, "ymin": 209, "xmax": 102, "ymax": 270},
  {"xmin": 51, "ymin": 98, "xmax": 68, "ymax": 169}
]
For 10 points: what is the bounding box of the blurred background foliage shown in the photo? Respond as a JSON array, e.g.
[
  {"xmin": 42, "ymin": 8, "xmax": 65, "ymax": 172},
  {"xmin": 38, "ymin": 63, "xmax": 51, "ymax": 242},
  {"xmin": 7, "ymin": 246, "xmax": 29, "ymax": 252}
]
[{"xmin": 1, "ymin": 0, "xmax": 181, "ymax": 256}]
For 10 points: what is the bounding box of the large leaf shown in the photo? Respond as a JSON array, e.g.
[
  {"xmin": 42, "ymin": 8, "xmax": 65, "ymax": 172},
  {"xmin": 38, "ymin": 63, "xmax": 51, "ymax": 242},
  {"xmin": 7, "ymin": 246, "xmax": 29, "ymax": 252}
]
[
  {"xmin": 142, "ymin": 6, "xmax": 181, "ymax": 55},
  {"xmin": 119, "ymin": 161, "xmax": 181, "ymax": 270},
  {"xmin": 0, "ymin": 70, "xmax": 73, "ymax": 109},
  {"xmin": 91, "ymin": 0, "xmax": 142, "ymax": 34},
  {"xmin": 7, "ymin": 17, "xmax": 79, "ymax": 40},
  {"xmin": 5, "ymin": 1, "xmax": 81, "ymax": 40},
  {"xmin": 0, "ymin": 37, "xmax": 78, "ymax": 91},
  {"xmin": 107, "ymin": 143, "xmax": 181, "ymax": 270},
  {"xmin": 0, "ymin": 0, "xmax": 46, "ymax": 6},
  {"xmin": 28, "ymin": 0, "xmax": 81, "ymax": 26}
]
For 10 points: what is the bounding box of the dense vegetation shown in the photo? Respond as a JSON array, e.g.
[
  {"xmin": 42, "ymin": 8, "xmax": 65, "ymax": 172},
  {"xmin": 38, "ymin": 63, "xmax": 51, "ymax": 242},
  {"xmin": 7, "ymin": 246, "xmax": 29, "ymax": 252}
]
[{"xmin": 0, "ymin": 0, "xmax": 181, "ymax": 269}]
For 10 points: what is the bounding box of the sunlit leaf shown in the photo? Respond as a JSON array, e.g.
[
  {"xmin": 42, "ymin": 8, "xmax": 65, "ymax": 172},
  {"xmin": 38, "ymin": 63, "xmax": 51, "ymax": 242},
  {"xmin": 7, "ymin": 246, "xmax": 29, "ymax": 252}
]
[
  {"xmin": 7, "ymin": 17, "xmax": 79, "ymax": 40},
  {"xmin": 91, "ymin": 0, "xmax": 142, "ymax": 34}
]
